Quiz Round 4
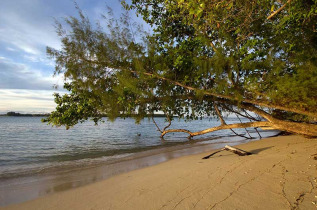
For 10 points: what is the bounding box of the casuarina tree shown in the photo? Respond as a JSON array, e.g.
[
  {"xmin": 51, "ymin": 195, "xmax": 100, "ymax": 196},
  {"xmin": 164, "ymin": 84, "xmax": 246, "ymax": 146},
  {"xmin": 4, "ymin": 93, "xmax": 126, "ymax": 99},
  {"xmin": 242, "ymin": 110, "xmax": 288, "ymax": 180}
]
[{"xmin": 44, "ymin": 1, "xmax": 317, "ymax": 138}]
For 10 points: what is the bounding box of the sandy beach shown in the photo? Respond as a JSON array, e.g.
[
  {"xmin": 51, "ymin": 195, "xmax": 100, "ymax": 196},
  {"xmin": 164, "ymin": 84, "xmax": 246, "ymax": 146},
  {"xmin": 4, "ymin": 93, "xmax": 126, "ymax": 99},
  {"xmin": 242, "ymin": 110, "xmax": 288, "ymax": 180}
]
[{"xmin": 2, "ymin": 135, "xmax": 317, "ymax": 210}]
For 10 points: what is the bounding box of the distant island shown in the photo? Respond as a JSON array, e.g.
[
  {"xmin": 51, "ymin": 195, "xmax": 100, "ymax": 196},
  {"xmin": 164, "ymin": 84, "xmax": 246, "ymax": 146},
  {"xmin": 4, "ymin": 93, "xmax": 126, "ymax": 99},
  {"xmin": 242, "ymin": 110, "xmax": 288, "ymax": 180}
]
[
  {"xmin": 0, "ymin": 112, "xmax": 50, "ymax": 117},
  {"xmin": 1, "ymin": 112, "xmax": 167, "ymax": 118}
]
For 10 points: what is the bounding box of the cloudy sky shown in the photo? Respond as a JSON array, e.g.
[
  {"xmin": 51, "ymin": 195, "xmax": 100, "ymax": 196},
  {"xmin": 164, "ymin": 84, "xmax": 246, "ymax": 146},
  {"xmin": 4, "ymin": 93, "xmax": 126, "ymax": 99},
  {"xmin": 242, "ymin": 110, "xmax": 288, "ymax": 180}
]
[{"xmin": 0, "ymin": 0, "xmax": 145, "ymax": 114}]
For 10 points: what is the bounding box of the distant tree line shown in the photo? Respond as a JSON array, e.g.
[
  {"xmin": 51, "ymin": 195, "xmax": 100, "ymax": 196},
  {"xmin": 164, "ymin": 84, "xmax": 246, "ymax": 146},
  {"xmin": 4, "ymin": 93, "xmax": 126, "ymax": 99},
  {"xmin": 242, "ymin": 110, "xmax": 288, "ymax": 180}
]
[
  {"xmin": 5, "ymin": 112, "xmax": 50, "ymax": 117},
  {"xmin": 4, "ymin": 112, "xmax": 166, "ymax": 118}
]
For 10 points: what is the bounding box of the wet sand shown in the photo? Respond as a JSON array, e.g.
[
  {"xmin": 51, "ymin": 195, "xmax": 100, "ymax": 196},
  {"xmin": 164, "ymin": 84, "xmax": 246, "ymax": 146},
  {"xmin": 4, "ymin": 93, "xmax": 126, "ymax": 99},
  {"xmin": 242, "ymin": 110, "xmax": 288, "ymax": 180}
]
[
  {"xmin": 2, "ymin": 135, "xmax": 317, "ymax": 210},
  {"xmin": 0, "ymin": 136, "xmax": 253, "ymax": 206}
]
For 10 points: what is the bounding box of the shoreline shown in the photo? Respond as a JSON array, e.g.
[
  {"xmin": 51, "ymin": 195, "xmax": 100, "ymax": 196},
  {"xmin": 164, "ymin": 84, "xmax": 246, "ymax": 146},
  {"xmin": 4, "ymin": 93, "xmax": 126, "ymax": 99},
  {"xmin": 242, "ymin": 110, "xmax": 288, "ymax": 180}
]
[
  {"xmin": 2, "ymin": 135, "xmax": 317, "ymax": 209},
  {"xmin": 0, "ymin": 134, "xmax": 257, "ymax": 206}
]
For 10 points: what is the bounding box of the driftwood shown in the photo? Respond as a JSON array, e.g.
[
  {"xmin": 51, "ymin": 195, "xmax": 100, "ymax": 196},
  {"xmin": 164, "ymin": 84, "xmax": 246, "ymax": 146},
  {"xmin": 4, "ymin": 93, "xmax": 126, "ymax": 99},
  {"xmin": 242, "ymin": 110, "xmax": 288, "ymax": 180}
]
[{"xmin": 202, "ymin": 145, "xmax": 252, "ymax": 159}]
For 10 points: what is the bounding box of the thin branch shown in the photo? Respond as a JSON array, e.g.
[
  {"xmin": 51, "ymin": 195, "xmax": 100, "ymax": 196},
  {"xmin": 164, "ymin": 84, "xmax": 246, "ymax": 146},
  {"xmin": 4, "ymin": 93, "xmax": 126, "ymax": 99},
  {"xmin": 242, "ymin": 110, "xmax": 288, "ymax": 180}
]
[
  {"xmin": 220, "ymin": 105, "xmax": 259, "ymax": 138},
  {"xmin": 267, "ymin": 0, "xmax": 291, "ymax": 20},
  {"xmin": 152, "ymin": 116, "xmax": 162, "ymax": 133},
  {"xmin": 245, "ymin": 112, "xmax": 262, "ymax": 138},
  {"xmin": 222, "ymin": 104, "xmax": 259, "ymax": 121},
  {"xmin": 162, "ymin": 114, "xmax": 172, "ymax": 131},
  {"xmin": 243, "ymin": 110, "xmax": 260, "ymax": 122},
  {"xmin": 215, "ymin": 104, "xmax": 250, "ymax": 139},
  {"xmin": 235, "ymin": 114, "xmax": 252, "ymax": 139},
  {"xmin": 254, "ymin": 127, "xmax": 262, "ymax": 139},
  {"xmin": 214, "ymin": 104, "xmax": 225, "ymax": 125},
  {"xmin": 210, "ymin": 42, "xmax": 218, "ymax": 53},
  {"xmin": 230, "ymin": 128, "xmax": 251, "ymax": 139},
  {"xmin": 255, "ymin": 113, "xmax": 263, "ymax": 121}
]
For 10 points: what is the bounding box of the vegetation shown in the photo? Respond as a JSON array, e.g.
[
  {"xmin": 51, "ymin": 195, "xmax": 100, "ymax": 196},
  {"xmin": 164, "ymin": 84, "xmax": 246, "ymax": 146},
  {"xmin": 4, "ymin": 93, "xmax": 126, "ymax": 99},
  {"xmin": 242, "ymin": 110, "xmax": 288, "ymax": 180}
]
[
  {"xmin": 5, "ymin": 112, "xmax": 49, "ymax": 117},
  {"xmin": 43, "ymin": 1, "xmax": 317, "ymax": 137}
]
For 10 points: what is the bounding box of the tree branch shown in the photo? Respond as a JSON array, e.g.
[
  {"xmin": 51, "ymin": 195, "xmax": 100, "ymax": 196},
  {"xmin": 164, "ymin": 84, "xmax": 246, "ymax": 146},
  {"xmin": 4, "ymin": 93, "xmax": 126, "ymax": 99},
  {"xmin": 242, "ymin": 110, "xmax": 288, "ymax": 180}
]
[
  {"xmin": 128, "ymin": 69, "xmax": 317, "ymax": 118},
  {"xmin": 267, "ymin": 0, "xmax": 291, "ymax": 20},
  {"xmin": 214, "ymin": 104, "xmax": 250, "ymax": 139},
  {"xmin": 161, "ymin": 121, "xmax": 272, "ymax": 138},
  {"xmin": 79, "ymin": 58, "xmax": 317, "ymax": 118},
  {"xmin": 214, "ymin": 104, "xmax": 225, "ymax": 125},
  {"xmin": 160, "ymin": 99, "xmax": 317, "ymax": 137},
  {"xmin": 222, "ymin": 104, "xmax": 259, "ymax": 121},
  {"xmin": 152, "ymin": 116, "xmax": 162, "ymax": 133},
  {"xmin": 220, "ymin": 102, "xmax": 317, "ymax": 137},
  {"xmin": 162, "ymin": 114, "xmax": 172, "ymax": 131},
  {"xmin": 235, "ymin": 113, "xmax": 253, "ymax": 139},
  {"xmin": 210, "ymin": 42, "xmax": 218, "ymax": 53}
]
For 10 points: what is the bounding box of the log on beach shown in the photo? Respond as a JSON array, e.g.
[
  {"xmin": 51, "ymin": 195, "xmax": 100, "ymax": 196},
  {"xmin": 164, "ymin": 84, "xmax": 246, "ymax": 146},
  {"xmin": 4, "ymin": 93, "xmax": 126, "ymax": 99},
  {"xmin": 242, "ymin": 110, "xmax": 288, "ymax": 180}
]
[{"xmin": 202, "ymin": 145, "xmax": 252, "ymax": 159}]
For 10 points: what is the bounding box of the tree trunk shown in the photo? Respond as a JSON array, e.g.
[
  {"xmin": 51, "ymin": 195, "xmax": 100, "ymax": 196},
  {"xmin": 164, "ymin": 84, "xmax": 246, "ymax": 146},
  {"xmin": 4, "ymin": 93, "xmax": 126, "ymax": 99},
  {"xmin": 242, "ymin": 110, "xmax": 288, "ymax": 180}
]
[
  {"xmin": 268, "ymin": 119, "xmax": 317, "ymax": 137},
  {"xmin": 145, "ymin": 91, "xmax": 317, "ymax": 138},
  {"xmin": 161, "ymin": 102, "xmax": 317, "ymax": 138},
  {"xmin": 161, "ymin": 120, "xmax": 317, "ymax": 138},
  {"xmin": 161, "ymin": 121, "xmax": 272, "ymax": 138}
]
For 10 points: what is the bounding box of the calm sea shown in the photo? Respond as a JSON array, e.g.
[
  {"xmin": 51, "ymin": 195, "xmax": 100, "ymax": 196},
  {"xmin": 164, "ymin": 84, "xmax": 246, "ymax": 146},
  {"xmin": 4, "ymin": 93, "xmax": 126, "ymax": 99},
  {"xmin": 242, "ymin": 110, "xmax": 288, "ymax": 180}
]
[{"xmin": 0, "ymin": 116, "xmax": 278, "ymax": 179}]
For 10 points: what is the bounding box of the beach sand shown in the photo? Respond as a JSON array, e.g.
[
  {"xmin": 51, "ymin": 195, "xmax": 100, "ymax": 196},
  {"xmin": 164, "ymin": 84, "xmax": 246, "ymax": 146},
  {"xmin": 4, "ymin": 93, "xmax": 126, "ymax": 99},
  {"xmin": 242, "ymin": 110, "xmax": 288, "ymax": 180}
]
[{"xmin": 2, "ymin": 135, "xmax": 317, "ymax": 210}]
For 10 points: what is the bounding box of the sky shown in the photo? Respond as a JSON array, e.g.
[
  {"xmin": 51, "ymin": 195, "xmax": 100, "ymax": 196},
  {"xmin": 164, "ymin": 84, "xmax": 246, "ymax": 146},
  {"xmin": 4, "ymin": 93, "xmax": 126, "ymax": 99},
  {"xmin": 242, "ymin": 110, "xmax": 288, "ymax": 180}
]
[{"xmin": 0, "ymin": 0, "xmax": 146, "ymax": 114}]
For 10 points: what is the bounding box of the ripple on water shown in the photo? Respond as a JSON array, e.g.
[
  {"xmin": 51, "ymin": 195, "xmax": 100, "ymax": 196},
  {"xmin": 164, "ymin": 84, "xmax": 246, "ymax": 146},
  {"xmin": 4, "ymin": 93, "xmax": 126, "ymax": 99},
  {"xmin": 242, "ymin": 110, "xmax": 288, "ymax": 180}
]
[{"xmin": 0, "ymin": 116, "xmax": 279, "ymax": 179}]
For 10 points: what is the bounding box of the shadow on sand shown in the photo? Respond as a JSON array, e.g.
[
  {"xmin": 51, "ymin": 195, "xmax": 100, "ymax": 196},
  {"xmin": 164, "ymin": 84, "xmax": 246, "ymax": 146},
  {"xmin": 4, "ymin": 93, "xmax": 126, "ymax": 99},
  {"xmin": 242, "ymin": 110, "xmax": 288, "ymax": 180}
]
[{"xmin": 249, "ymin": 146, "xmax": 274, "ymax": 154}]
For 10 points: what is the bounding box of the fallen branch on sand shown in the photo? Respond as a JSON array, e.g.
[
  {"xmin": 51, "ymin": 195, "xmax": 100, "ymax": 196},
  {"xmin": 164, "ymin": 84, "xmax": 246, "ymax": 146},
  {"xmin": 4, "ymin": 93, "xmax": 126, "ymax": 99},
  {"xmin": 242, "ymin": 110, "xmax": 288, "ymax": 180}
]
[{"xmin": 202, "ymin": 145, "xmax": 252, "ymax": 159}]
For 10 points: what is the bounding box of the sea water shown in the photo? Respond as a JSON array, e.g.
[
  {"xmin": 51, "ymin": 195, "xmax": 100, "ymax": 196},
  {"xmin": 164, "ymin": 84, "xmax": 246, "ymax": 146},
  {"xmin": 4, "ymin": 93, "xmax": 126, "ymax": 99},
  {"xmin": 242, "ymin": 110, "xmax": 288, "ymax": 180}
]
[{"xmin": 0, "ymin": 116, "xmax": 278, "ymax": 179}]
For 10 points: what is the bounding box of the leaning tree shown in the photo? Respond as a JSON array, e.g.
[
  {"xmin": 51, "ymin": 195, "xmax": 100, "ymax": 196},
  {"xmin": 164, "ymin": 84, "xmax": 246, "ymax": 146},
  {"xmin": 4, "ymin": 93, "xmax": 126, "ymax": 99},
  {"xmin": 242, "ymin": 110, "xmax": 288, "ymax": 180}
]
[{"xmin": 44, "ymin": 0, "xmax": 317, "ymax": 138}]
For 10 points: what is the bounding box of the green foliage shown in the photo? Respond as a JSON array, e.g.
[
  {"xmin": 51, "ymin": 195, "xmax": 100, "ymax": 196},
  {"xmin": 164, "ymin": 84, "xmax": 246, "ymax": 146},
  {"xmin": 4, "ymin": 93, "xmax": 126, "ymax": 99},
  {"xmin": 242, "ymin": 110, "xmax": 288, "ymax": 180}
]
[
  {"xmin": 130, "ymin": 0, "xmax": 317, "ymax": 114},
  {"xmin": 45, "ymin": 0, "xmax": 317, "ymax": 128},
  {"xmin": 42, "ymin": 83, "xmax": 103, "ymax": 129}
]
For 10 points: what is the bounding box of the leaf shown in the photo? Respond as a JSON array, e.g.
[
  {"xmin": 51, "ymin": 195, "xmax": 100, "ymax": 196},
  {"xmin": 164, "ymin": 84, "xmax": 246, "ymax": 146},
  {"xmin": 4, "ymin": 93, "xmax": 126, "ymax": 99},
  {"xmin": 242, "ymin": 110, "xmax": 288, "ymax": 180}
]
[{"xmin": 227, "ymin": 2, "xmax": 233, "ymax": 9}]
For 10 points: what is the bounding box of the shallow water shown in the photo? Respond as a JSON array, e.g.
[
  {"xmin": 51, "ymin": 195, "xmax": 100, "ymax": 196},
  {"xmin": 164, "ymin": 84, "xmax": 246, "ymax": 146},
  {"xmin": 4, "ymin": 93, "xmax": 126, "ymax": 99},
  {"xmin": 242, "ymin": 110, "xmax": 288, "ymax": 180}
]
[
  {"xmin": 0, "ymin": 116, "xmax": 278, "ymax": 179},
  {"xmin": 0, "ymin": 116, "xmax": 280, "ymax": 206}
]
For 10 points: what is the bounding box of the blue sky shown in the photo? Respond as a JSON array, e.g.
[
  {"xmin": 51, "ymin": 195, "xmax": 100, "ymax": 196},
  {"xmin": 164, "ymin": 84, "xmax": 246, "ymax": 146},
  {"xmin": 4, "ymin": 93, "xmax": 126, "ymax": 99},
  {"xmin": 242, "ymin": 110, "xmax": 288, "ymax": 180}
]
[{"xmin": 0, "ymin": 0, "xmax": 146, "ymax": 114}]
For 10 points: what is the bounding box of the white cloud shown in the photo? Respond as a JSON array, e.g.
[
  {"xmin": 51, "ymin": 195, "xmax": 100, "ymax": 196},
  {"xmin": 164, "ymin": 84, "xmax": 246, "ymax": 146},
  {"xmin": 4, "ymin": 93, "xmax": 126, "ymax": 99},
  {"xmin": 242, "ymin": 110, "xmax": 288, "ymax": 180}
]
[
  {"xmin": 6, "ymin": 47, "xmax": 17, "ymax": 52},
  {"xmin": 0, "ymin": 57, "xmax": 64, "ymax": 90},
  {"xmin": 0, "ymin": 89, "xmax": 64, "ymax": 113},
  {"xmin": 0, "ymin": 0, "xmax": 142, "ymax": 113},
  {"xmin": 0, "ymin": 0, "xmax": 62, "ymax": 62},
  {"xmin": 23, "ymin": 54, "xmax": 55, "ymax": 66}
]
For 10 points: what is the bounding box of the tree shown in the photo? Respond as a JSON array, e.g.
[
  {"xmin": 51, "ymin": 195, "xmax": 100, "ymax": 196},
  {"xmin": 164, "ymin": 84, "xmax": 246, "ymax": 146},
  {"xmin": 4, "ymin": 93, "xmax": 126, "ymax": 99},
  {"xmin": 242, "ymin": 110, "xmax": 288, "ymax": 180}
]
[{"xmin": 43, "ymin": 1, "xmax": 317, "ymax": 137}]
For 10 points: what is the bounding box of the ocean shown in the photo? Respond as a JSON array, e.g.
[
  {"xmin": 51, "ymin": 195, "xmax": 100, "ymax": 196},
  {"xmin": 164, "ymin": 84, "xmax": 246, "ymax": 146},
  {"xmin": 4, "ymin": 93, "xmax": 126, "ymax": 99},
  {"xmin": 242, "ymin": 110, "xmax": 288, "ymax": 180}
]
[{"xmin": 0, "ymin": 116, "xmax": 278, "ymax": 180}]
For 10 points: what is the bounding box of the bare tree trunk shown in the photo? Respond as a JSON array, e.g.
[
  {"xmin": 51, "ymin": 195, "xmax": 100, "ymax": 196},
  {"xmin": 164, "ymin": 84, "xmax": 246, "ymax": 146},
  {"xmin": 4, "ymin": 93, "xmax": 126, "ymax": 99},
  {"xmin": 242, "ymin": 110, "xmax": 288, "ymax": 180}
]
[
  {"xmin": 148, "ymin": 95, "xmax": 317, "ymax": 138},
  {"xmin": 268, "ymin": 119, "xmax": 317, "ymax": 137},
  {"xmin": 161, "ymin": 119, "xmax": 317, "ymax": 138},
  {"xmin": 161, "ymin": 102, "xmax": 317, "ymax": 138},
  {"xmin": 161, "ymin": 121, "xmax": 272, "ymax": 138},
  {"xmin": 240, "ymin": 103, "xmax": 317, "ymax": 137}
]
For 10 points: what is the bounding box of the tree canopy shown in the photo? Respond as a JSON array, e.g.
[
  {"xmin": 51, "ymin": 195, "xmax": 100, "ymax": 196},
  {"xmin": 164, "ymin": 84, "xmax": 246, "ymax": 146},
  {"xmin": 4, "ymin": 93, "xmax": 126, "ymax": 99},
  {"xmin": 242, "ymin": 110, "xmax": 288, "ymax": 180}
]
[{"xmin": 43, "ymin": 1, "xmax": 317, "ymax": 137}]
